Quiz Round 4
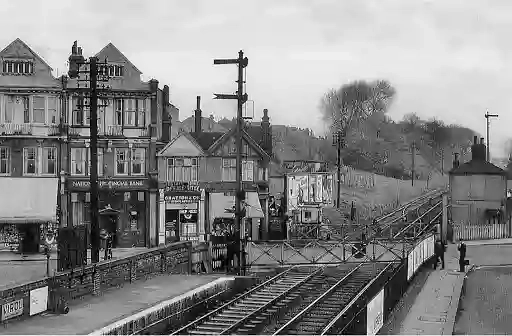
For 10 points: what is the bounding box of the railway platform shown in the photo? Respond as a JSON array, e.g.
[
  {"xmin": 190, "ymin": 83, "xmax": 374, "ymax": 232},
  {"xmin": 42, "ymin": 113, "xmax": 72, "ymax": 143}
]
[
  {"xmin": 2, "ymin": 274, "xmax": 224, "ymax": 335},
  {"xmin": 393, "ymin": 243, "xmax": 467, "ymax": 335}
]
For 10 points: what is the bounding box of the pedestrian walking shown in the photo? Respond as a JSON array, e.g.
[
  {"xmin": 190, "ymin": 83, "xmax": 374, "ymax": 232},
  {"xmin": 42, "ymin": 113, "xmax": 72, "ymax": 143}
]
[
  {"xmin": 434, "ymin": 239, "xmax": 445, "ymax": 269},
  {"xmin": 458, "ymin": 239, "xmax": 467, "ymax": 272}
]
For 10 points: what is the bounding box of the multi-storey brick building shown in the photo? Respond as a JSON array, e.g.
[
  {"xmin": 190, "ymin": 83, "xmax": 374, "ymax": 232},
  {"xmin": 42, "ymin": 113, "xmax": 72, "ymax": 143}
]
[
  {"xmin": 157, "ymin": 96, "xmax": 272, "ymax": 244},
  {"xmin": 0, "ymin": 38, "xmax": 65, "ymax": 253},
  {"xmin": 63, "ymin": 43, "xmax": 173, "ymax": 248}
]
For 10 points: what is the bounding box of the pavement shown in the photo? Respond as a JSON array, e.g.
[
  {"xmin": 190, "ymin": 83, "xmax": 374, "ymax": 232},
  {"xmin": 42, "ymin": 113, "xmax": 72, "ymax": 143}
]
[
  {"xmin": 395, "ymin": 243, "xmax": 467, "ymax": 335},
  {"xmin": 2, "ymin": 273, "xmax": 223, "ymax": 335},
  {"xmin": 0, "ymin": 248, "xmax": 147, "ymax": 290}
]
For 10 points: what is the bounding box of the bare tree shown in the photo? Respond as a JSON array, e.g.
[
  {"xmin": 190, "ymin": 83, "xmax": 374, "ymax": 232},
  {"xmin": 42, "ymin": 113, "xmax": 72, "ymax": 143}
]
[
  {"xmin": 320, "ymin": 80, "xmax": 396, "ymax": 136},
  {"xmin": 401, "ymin": 112, "xmax": 420, "ymax": 133}
]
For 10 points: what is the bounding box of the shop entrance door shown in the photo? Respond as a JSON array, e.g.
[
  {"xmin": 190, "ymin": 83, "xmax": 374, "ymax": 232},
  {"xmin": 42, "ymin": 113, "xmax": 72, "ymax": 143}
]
[
  {"xmin": 99, "ymin": 205, "xmax": 120, "ymax": 248},
  {"xmin": 165, "ymin": 209, "xmax": 179, "ymax": 244}
]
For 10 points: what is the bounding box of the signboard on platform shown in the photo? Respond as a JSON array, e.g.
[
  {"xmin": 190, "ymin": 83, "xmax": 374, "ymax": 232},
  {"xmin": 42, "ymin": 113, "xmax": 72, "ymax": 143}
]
[
  {"xmin": 1, "ymin": 298, "xmax": 23, "ymax": 321},
  {"xmin": 367, "ymin": 288, "xmax": 384, "ymax": 335},
  {"xmin": 29, "ymin": 286, "xmax": 48, "ymax": 316},
  {"xmin": 286, "ymin": 173, "xmax": 334, "ymax": 213}
]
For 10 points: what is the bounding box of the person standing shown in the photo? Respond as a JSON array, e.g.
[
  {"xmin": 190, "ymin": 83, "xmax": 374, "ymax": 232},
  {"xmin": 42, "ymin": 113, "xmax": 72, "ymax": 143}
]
[
  {"xmin": 434, "ymin": 239, "xmax": 445, "ymax": 269},
  {"xmin": 458, "ymin": 239, "xmax": 467, "ymax": 272}
]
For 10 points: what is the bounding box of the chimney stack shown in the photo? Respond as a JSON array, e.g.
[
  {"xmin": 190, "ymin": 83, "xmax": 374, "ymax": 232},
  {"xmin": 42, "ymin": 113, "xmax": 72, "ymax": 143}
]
[
  {"xmin": 261, "ymin": 109, "xmax": 272, "ymax": 156},
  {"xmin": 194, "ymin": 96, "xmax": 202, "ymax": 134},
  {"xmin": 161, "ymin": 85, "xmax": 171, "ymax": 142},
  {"xmin": 453, "ymin": 153, "xmax": 460, "ymax": 168}
]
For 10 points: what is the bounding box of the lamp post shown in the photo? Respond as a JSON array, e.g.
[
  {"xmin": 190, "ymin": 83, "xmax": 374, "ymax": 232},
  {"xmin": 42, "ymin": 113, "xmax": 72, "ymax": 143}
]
[{"xmin": 67, "ymin": 41, "xmax": 110, "ymax": 263}]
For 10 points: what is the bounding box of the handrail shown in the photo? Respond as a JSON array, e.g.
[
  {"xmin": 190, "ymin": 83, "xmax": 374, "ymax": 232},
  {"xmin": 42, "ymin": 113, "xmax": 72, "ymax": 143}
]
[
  {"xmin": 375, "ymin": 188, "xmax": 444, "ymax": 223},
  {"xmin": 272, "ymin": 263, "xmax": 364, "ymax": 335},
  {"xmin": 218, "ymin": 267, "xmax": 324, "ymax": 335},
  {"xmin": 170, "ymin": 266, "xmax": 297, "ymax": 335},
  {"xmin": 392, "ymin": 200, "xmax": 442, "ymax": 239},
  {"xmin": 319, "ymin": 262, "xmax": 394, "ymax": 335}
]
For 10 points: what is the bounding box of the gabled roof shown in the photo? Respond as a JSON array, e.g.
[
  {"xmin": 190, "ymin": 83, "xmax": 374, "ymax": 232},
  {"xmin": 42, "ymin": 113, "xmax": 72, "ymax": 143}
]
[
  {"xmin": 450, "ymin": 159, "xmax": 506, "ymax": 176},
  {"xmin": 190, "ymin": 132, "xmax": 225, "ymax": 151},
  {"xmin": 157, "ymin": 131, "xmax": 205, "ymax": 156},
  {"xmin": 95, "ymin": 42, "xmax": 142, "ymax": 74},
  {"xmin": 0, "ymin": 38, "xmax": 53, "ymax": 71},
  {"xmin": 209, "ymin": 127, "xmax": 271, "ymax": 160}
]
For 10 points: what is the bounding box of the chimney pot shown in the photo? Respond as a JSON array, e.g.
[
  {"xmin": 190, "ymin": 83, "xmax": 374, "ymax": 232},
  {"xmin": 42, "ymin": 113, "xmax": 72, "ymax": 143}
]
[
  {"xmin": 194, "ymin": 96, "xmax": 202, "ymax": 134},
  {"xmin": 473, "ymin": 136, "xmax": 478, "ymax": 145},
  {"xmin": 480, "ymin": 137, "xmax": 485, "ymax": 144}
]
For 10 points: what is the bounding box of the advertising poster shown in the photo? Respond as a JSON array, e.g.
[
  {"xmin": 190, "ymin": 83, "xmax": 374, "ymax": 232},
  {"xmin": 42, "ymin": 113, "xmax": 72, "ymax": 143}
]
[
  {"xmin": 316, "ymin": 175, "xmax": 323, "ymax": 203},
  {"xmin": 29, "ymin": 286, "xmax": 48, "ymax": 316},
  {"xmin": 1, "ymin": 298, "xmax": 23, "ymax": 321},
  {"xmin": 367, "ymin": 289, "xmax": 384, "ymax": 335},
  {"xmin": 287, "ymin": 176, "xmax": 299, "ymax": 212},
  {"xmin": 323, "ymin": 174, "xmax": 333, "ymax": 204},
  {"xmin": 309, "ymin": 174, "xmax": 317, "ymax": 202},
  {"xmin": 297, "ymin": 175, "xmax": 309, "ymax": 204}
]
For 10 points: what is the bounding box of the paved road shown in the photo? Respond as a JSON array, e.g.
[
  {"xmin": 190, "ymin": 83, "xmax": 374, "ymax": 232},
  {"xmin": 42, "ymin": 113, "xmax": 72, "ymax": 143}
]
[{"xmin": 452, "ymin": 243, "xmax": 512, "ymax": 335}]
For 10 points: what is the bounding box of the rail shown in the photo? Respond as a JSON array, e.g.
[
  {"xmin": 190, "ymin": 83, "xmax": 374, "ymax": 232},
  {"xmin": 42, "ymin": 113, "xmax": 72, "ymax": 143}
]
[
  {"xmin": 392, "ymin": 200, "xmax": 443, "ymax": 239},
  {"xmin": 170, "ymin": 266, "xmax": 300, "ymax": 335},
  {"xmin": 271, "ymin": 263, "xmax": 364, "ymax": 335},
  {"xmin": 319, "ymin": 262, "xmax": 394, "ymax": 335},
  {"xmin": 217, "ymin": 268, "xmax": 323, "ymax": 335}
]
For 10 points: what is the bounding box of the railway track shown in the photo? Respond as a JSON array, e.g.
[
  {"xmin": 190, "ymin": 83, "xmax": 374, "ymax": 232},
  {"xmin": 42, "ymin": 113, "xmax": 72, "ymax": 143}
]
[
  {"xmin": 171, "ymin": 264, "xmax": 368, "ymax": 335},
  {"xmin": 271, "ymin": 262, "xmax": 393, "ymax": 335},
  {"xmin": 171, "ymin": 266, "xmax": 319, "ymax": 335}
]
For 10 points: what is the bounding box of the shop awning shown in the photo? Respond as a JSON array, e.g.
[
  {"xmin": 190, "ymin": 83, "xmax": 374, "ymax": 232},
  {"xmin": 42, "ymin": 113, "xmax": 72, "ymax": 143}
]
[
  {"xmin": 209, "ymin": 192, "xmax": 264, "ymax": 221},
  {"xmin": 0, "ymin": 178, "xmax": 58, "ymax": 224}
]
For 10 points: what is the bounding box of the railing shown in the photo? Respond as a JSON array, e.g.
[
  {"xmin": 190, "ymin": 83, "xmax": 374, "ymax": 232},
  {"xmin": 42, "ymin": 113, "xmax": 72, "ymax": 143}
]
[
  {"xmin": 0, "ymin": 123, "xmax": 33, "ymax": 135},
  {"xmin": 107, "ymin": 125, "xmax": 123, "ymax": 136},
  {"xmin": 47, "ymin": 124, "xmax": 61, "ymax": 136}
]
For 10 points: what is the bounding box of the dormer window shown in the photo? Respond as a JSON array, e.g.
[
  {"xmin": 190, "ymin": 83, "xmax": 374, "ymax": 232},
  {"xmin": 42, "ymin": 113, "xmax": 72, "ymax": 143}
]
[
  {"xmin": 99, "ymin": 64, "xmax": 124, "ymax": 78},
  {"xmin": 2, "ymin": 60, "xmax": 34, "ymax": 75}
]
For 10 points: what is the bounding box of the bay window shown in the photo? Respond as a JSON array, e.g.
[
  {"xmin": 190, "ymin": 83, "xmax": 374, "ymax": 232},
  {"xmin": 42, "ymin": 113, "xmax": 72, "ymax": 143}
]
[{"xmin": 167, "ymin": 157, "xmax": 198, "ymax": 182}]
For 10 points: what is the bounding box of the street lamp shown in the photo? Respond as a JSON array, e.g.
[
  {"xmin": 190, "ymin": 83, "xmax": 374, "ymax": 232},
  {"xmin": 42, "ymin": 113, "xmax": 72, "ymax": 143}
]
[{"xmin": 67, "ymin": 41, "xmax": 110, "ymax": 263}]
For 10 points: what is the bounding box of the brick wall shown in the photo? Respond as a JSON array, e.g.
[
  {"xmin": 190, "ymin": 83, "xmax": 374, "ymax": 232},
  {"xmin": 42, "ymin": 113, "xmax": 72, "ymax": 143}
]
[{"xmin": 0, "ymin": 241, "xmax": 192, "ymax": 325}]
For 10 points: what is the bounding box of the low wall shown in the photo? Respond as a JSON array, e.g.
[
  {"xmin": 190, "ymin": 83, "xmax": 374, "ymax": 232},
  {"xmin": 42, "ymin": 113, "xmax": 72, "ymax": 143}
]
[
  {"xmin": 0, "ymin": 241, "xmax": 192, "ymax": 325},
  {"xmin": 90, "ymin": 276, "xmax": 260, "ymax": 335}
]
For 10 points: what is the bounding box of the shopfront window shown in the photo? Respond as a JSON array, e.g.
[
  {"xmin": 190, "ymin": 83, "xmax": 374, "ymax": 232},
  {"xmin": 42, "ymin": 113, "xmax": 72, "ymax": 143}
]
[{"xmin": 115, "ymin": 148, "xmax": 129, "ymax": 175}]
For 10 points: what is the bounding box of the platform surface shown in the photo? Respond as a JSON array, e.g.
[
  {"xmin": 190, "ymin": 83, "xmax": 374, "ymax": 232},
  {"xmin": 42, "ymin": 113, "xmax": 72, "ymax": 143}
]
[{"xmin": 2, "ymin": 273, "xmax": 223, "ymax": 335}]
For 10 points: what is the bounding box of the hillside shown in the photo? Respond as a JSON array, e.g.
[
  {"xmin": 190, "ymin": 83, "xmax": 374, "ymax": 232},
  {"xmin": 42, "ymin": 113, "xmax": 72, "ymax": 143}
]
[{"xmin": 172, "ymin": 112, "xmax": 477, "ymax": 180}]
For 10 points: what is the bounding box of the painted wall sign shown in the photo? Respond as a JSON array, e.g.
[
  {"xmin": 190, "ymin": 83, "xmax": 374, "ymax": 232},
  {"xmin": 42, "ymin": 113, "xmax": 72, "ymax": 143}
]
[
  {"xmin": 164, "ymin": 181, "xmax": 200, "ymax": 192},
  {"xmin": 165, "ymin": 195, "xmax": 200, "ymax": 204},
  {"xmin": 69, "ymin": 179, "xmax": 147, "ymax": 190},
  {"xmin": 29, "ymin": 286, "xmax": 48, "ymax": 316},
  {"xmin": 1, "ymin": 298, "xmax": 23, "ymax": 321}
]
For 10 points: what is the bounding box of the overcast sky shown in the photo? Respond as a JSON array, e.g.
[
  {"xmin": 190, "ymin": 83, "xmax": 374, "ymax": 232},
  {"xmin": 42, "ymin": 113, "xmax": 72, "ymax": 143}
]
[{"xmin": 2, "ymin": 0, "xmax": 511, "ymax": 157}]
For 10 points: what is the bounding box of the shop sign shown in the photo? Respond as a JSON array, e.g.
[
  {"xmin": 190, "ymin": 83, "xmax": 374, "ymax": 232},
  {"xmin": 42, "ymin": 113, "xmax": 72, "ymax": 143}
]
[
  {"xmin": 165, "ymin": 195, "xmax": 200, "ymax": 204},
  {"xmin": 2, "ymin": 298, "xmax": 23, "ymax": 321},
  {"xmin": 69, "ymin": 179, "xmax": 147, "ymax": 190},
  {"xmin": 164, "ymin": 181, "xmax": 200, "ymax": 192}
]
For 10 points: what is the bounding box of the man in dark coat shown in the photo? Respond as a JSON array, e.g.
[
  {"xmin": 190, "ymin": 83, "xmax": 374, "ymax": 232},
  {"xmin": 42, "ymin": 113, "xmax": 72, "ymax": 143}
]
[
  {"xmin": 458, "ymin": 240, "xmax": 467, "ymax": 272},
  {"xmin": 434, "ymin": 239, "xmax": 445, "ymax": 269}
]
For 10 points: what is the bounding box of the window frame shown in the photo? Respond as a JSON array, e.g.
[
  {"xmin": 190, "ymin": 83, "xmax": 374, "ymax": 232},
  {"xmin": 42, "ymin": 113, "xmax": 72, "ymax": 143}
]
[
  {"xmin": 0, "ymin": 147, "xmax": 10, "ymax": 175},
  {"xmin": 70, "ymin": 147, "xmax": 86, "ymax": 176},
  {"xmin": 47, "ymin": 96, "xmax": 58, "ymax": 125},
  {"xmin": 124, "ymin": 99, "xmax": 136, "ymax": 127},
  {"xmin": 131, "ymin": 148, "xmax": 146, "ymax": 176},
  {"xmin": 2, "ymin": 60, "xmax": 34, "ymax": 75},
  {"xmin": 41, "ymin": 146, "xmax": 57, "ymax": 176},
  {"xmin": 31, "ymin": 95, "xmax": 46, "ymax": 125},
  {"xmin": 167, "ymin": 157, "xmax": 199, "ymax": 182},
  {"xmin": 136, "ymin": 99, "xmax": 146, "ymax": 127},
  {"xmin": 222, "ymin": 158, "xmax": 237, "ymax": 181},
  {"xmin": 115, "ymin": 148, "xmax": 130, "ymax": 176},
  {"xmin": 23, "ymin": 147, "xmax": 38, "ymax": 176},
  {"xmin": 114, "ymin": 99, "xmax": 123, "ymax": 126}
]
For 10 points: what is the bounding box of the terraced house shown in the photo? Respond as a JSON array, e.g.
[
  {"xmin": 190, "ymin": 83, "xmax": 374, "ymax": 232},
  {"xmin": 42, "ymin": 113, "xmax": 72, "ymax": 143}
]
[
  {"xmin": 0, "ymin": 38, "xmax": 65, "ymax": 253},
  {"xmin": 64, "ymin": 42, "xmax": 173, "ymax": 248},
  {"xmin": 157, "ymin": 96, "xmax": 272, "ymax": 244}
]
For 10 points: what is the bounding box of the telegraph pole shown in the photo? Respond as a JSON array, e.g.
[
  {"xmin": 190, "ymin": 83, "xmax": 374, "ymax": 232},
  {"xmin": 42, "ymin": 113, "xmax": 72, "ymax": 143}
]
[
  {"xmin": 485, "ymin": 111, "xmax": 498, "ymax": 162},
  {"xmin": 333, "ymin": 130, "xmax": 344, "ymax": 208},
  {"xmin": 214, "ymin": 51, "xmax": 248, "ymax": 275},
  {"xmin": 68, "ymin": 41, "xmax": 109, "ymax": 264},
  {"xmin": 411, "ymin": 141, "xmax": 416, "ymax": 186}
]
